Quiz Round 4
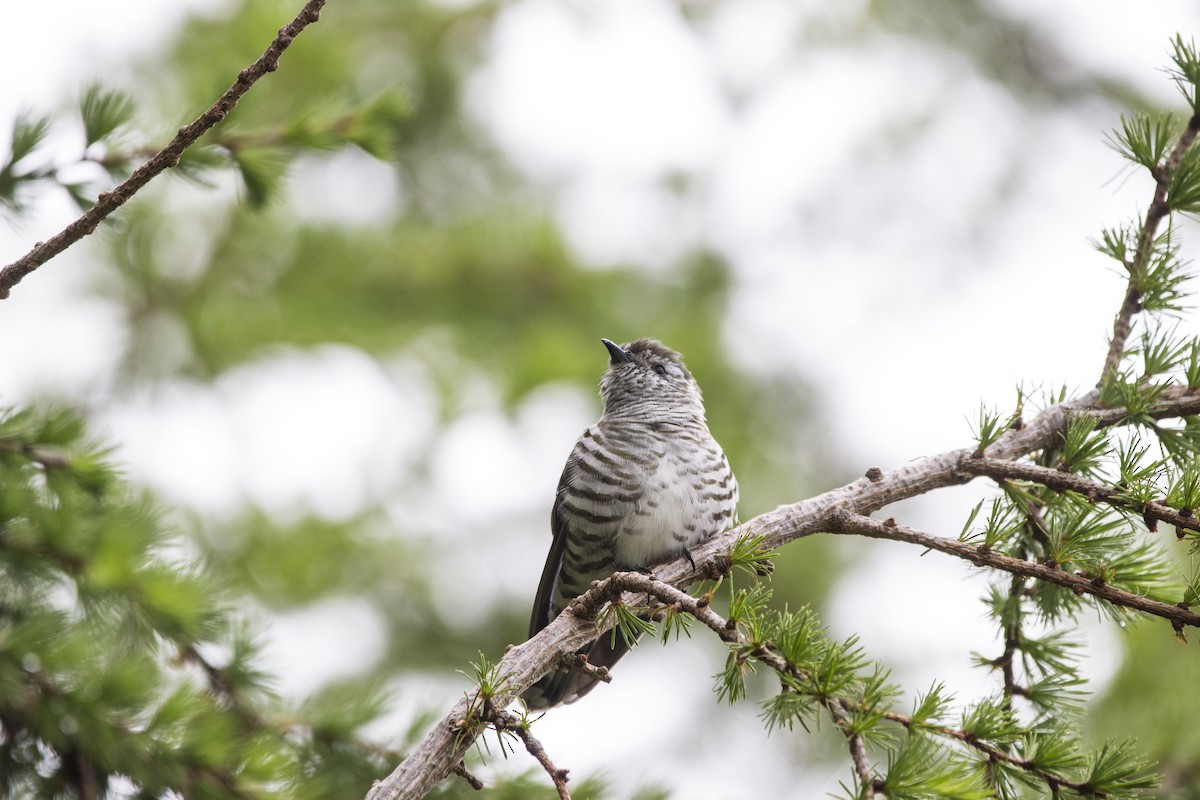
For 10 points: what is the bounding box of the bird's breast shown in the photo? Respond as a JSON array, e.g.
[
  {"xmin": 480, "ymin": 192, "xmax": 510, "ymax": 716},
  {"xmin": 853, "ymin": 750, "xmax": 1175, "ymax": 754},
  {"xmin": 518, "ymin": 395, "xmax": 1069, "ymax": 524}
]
[{"xmin": 613, "ymin": 439, "xmax": 737, "ymax": 569}]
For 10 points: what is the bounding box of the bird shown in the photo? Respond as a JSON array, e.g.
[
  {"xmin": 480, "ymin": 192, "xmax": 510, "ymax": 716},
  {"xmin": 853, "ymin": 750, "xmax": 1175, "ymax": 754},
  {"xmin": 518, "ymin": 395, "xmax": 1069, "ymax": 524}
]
[{"xmin": 522, "ymin": 337, "xmax": 739, "ymax": 708}]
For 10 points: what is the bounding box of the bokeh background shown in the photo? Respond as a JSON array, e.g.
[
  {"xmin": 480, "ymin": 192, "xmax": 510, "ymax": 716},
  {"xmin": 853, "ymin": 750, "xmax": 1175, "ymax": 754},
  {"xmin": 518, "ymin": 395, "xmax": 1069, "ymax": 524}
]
[{"xmin": 3, "ymin": 0, "xmax": 1200, "ymax": 796}]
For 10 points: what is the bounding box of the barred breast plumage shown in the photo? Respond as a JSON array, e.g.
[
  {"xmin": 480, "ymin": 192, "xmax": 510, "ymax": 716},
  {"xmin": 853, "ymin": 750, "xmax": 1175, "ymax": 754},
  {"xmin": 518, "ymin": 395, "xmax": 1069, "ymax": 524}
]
[{"xmin": 523, "ymin": 338, "xmax": 738, "ymax": 709}]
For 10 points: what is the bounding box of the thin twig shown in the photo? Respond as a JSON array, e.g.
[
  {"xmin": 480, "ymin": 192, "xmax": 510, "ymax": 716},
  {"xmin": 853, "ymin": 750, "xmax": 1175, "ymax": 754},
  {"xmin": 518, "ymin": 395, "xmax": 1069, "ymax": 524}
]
[
  {"xmin": 0, "ymin": 0, "xmax": 329, "ymax": 300},
  {"xmin": 962, "ymin": 455, "xmax": 1200, "ymax": 534},
  {"xmin": 1098, "ymin": 112, "xmax": 1200, "ymax": 383},
  {"xmin": 450, "ymin": 761, "xmax": 484, "ymax": 791},
  {"xmin": 179, "ymin": 643, "xmax": 259, "ymax": 720},
  {"xmin": 74, "ymin": 751, "xmax": 98, "ymax": 800},
  {"xmin": 995, "ymin": 571, "xmax": 1026, "ymax": 713},
  {"xmin": 180, "ymin": 641, "xmax": 408, "ymax": 774},
  {"xmin": 998, "ymin": 447, "xmax": 1062, "ymax": 712},
  {"xmin": 881, "ymin": 708, "xmax": 1107, "ymax": 796},
  {"xmin": 828, "ymin": 509, "xmax": 1200, "ymax": 628},
  {"xmin": 0, "ymin": 438, "xmax": 71, "ymax": 469},
  {"xmin": 490, "ymin": 710, "xmax": 571, "ymax": 800},
  {"xmin": 831, "ymin": 699, "xmax": 876, "ymax": 799}
]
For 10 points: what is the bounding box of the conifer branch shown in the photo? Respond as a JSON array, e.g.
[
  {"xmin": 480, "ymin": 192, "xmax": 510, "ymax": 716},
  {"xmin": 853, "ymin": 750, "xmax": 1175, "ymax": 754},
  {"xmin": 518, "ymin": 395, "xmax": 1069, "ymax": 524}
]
[
  {"xmin": 18, "ymin": 666, "xmax": 260, "ymax": 799},
  {"xmin": 827, "ymin": 510, "xmax": 1200, "ymax": 628},
  {"xmin": 589, "ymin": 574, "xmax": 1131, "ymax": 798},
  {"xmin": 880, "ymin": 708, "xmax": 1113, "ymax": 796},
  {"xmin": 995, "ymin": 571, "xmax": 1028, "ymax": 712},
  {"xmin": 833, "ymin": 699, "xmax": 879, "ymax": 799},
  {"xmin": 0, "ymin": 0, "xmax": 329, "ymax": 300},
  {"xmin": 178, "ymin": 643, "xmax": 261, "ymax": 723},
  {"xmin": 1099, "ymin": 111, "xmax": 1200, "ymax": 383},
  {"xmin": 961, "ymin": 454, "xmax": 1200, "ymax": 534}
]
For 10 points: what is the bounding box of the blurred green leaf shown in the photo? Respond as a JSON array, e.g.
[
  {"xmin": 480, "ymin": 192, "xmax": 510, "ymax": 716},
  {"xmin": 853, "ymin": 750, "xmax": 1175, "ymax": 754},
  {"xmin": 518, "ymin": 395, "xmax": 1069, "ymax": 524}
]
[
  {"xmin": 9, "ymin": 111, "xmax": 52, "ymax": 164},
  {"xmin": 80, "ymin": 85, "xmax": 136, "ymax": 147},
  {"xmin": 231, "ymin": 146, "xmax": 292, "ymax": 206}
]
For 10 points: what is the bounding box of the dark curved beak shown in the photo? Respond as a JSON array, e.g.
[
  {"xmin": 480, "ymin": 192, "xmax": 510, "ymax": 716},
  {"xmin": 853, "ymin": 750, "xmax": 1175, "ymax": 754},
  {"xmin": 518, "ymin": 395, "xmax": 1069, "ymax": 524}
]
[{"xmin": 601, "ymin": 338, "xmax": 632, "ymax": 364}]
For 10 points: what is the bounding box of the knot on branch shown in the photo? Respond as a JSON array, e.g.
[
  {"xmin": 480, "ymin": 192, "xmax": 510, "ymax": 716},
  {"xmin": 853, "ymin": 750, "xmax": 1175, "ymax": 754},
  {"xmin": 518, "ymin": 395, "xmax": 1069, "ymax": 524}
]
[{"xmin": 556, "ymin": 653, "xmax": 612, "ymax": 684}]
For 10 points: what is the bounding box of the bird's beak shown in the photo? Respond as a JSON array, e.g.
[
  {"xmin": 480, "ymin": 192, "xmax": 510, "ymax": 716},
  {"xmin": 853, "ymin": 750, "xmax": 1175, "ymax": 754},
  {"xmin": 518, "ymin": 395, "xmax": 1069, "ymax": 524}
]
[{"xmin": 602, "ymin": 338, "xmax": 632, "ymax": 364}]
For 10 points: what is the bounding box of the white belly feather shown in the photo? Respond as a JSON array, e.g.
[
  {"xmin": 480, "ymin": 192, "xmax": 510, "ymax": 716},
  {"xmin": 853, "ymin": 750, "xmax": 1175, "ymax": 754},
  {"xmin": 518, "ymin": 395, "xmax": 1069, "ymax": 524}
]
[{"xmin": 613, "ymin": 455, "xmax": 715, "ymax": 568}]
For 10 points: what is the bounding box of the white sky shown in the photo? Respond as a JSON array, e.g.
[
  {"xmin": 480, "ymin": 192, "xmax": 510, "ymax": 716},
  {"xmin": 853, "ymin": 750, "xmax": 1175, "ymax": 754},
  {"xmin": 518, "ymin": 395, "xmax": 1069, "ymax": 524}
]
[{"xmin": 2, "ymin": 1, "xmax": 1200, "ymax": 797}]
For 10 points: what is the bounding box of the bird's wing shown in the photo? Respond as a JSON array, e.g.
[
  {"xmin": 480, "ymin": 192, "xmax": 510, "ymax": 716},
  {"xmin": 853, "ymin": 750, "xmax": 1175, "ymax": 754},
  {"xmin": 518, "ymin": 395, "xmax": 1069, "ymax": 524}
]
[
  {"xmin": 528, "ymin": 459, "xmax": 574, "ymax": 637},
  {"xmin": 525, "ymin": 436, "xmax": 637, "ymax": 707}
]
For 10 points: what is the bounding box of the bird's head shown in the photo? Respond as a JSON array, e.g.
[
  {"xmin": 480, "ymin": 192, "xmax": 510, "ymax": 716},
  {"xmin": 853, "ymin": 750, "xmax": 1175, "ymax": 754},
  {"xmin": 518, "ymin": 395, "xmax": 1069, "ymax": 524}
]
[{"xmin": 598, "ymin": 338, "xmax": 705, "ymax": 422}]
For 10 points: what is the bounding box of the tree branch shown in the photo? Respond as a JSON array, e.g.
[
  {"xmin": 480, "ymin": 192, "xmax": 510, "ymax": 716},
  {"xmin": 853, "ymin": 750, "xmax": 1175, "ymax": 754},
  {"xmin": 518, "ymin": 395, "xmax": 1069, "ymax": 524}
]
[
  {"xmin": 961, "ymin": 454, "xmax": 1200, "ymax": 534},
  {"xmin": 995, "ymin": 570, "xmax": 1028, "ymax": 712},
  {"xmin": 831, "ymin": 699, "xmax": 877, "ymax": 799},
  {"xmin": 1090, "ymin": 384, "xmax": 1200, "ymax": 425},
  {"xmin": 827, "ymin": 509, "xmax": 1200, "ymax": 628},
  {"xmin": 490, "ymin": 710, "xmax": 571, "ymax": 800},
  {"xmin": 881, "ymin": 708, "xmax": 1108, "ymax": 796},
  {"xmin": 0, "ymin": 0, "xmax": 329, "ymax": 300},
  {"xmin": 1098, "ymin": 112, "xmax": 1200, "ymax": 383},
  {"xmin": 449, "ymin": 762, "xmax": 483, "ymax": 791}
]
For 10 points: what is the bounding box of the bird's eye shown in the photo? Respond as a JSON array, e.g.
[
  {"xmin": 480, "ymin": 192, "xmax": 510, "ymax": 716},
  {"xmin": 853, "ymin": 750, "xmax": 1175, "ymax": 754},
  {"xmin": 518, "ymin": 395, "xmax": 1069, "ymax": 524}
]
[{"xmin": 653, "ymin": 364, "xmax": 669, "ymax": 376}]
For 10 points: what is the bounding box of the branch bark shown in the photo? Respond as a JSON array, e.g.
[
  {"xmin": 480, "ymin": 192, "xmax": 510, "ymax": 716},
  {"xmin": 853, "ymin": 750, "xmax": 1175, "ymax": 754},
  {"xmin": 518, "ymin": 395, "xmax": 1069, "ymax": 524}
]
[
  {"xmin": 0, "ymin": 0, "xmax": 329, "ymax": 300},
  {"xmin": 364, "ymin": 387, "xmax": 1200, "ymax": 800}
]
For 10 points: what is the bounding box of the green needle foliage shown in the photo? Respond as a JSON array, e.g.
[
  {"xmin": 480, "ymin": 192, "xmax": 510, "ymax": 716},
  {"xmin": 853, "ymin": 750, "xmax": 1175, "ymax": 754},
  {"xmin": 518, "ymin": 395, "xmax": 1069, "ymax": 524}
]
[
  {"xmin": 605, "ymin": 600, "xmax": 658, "ymax": 650},
  {"xmin": 80, "ymin": 85, "xmax": 136, "ymax": 150},
  {"xmin": 0, "ymin": 407, "xmax": 394, "ymax": 798},
  {"xmin": 869, "ymin": 735, "xmax": 991, "ymax": 800},
  {"xmin": 0, "ymin": 112, "xmax": 54, "ymax": 212}
]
